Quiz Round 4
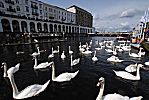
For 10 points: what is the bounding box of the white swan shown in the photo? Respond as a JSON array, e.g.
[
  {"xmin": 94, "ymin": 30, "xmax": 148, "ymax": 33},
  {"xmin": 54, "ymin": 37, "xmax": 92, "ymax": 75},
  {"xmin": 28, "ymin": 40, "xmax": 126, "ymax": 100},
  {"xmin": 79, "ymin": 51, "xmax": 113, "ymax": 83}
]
[
  {"xmin": 51, "ymin": 62, "xmax": 79, "ymax": 82},
  {"xmin": 69, "ymin": 46, "xmax": 73, "ymax": 54},
  {"xmin": 96, "ymin": 77, "xmax": 143, "ymax": 100},
  {"xmin": 70, "ymin": 54, "xmax": 80, "ymax": 67},
  {"xmin": 138, "ymin": 47, "xmax": 145, "ymax": 56},
  {"xmin": 145, "ymin": 61, "xmax": 149, "ymax": 66},
  {"xmin": 113, "ymin": 64, "xmax": 143, "ymax": 80},
  {"xmin": 129, "ymin": 50, "xmax": 141, "ymax": 58},
  {"xmin": 33, "ymin": 55, "xmax": 54, "ymax": 70},
  {"xmin": 48, "ymin": 47, "xmax": 54, "ymax": 58},
  {"xmin": 53, "ymin": 46, "xmax": 59, "ymax": 54},
  {"xmin": 1, "ymin": 62, "xmax": 20, "ymax": 78},
  {"xmin": 113, "ymin": 47, "xmax": 117, "ymax": 55},
  {"xmin": 105, "ymin": 48, "xmax": 113, "ymax": 53},
  {"xmin": 61, "ymin": 51, "xmax": 66, "ymax": 60},
  {"xmin": 125, "ymin": 63, "xmax": 138, "ymax": 72},
  {"xmin": 92, "ymin": 51, "xmax": 98, "ymax": 62},
  {"xmin": 7, "ymin": 64, "xmax": 50, "ymax": 99},
  {"xmin": 107, "ymin": 56, "xmax": 124, "ymax": 62},
  {"xmin": 82, "ymin": 47, "xmax": 92, "ymax": 54}
]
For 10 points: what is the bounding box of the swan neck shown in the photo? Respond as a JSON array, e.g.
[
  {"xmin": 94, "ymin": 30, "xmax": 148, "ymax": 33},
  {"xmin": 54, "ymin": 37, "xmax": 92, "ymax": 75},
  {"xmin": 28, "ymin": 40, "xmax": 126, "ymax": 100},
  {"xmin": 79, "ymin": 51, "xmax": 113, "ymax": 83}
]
[
  {"xmin": 57, "ymin": 46, "xmax": 59, "ymax": 52},
  {"xmin": 34, "ymin": 56, "xmax": 37, "ymax": 68},
  {"xmin": 97, "ymin": 81, "xmax": 105, "ymax": 100},
  {"xmin": 3, "ymin": 64, "xmax": 7, "ymax": 77},
  {"xmin": 37, "ymin": 48, "xmax": 40, "ymax": 54},
  {"xmin": 136, "ymin": 66, "xmax": 140, "ymax": 79},
  {"xmin": 51, "ymin": 63, "xmax": 55, "ymax": 80},
  {"xmin": 71, "ymin": 55, "xmax": 73, "ymax": 66},
  {"xmin": 8, "ymin": 74, "xmax": 19, "ymax": 98}
]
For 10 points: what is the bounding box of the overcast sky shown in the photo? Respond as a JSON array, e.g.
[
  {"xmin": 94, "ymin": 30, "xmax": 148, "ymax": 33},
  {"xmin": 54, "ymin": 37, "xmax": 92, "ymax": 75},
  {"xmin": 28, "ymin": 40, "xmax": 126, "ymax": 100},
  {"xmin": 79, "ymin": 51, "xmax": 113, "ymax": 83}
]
[{"xmin": 40, "ymin": 0, "xmax": 149, "ymax": 32}]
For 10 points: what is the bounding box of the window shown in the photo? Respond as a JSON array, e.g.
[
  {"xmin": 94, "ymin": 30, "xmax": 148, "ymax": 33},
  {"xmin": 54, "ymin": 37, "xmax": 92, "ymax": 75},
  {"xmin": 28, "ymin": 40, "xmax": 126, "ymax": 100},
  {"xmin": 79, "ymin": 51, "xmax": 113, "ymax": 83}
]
[
  {"xmin": 25, "ymin": 0, "xmax": 28, "ymax": 5},
  {"xmin": 40, "ymin": 10, "xmax": 42, "ymax": 15},
  {"xmin": 25, "ymin": 6, "xmax": 29, "ymax": 12},
  {"xmin": 0, "ymin": 2, "xmax": 4, "ymax": 8},
  {"xmin": 39, "ymin": 4, "xmax": 42, "ymax": 8},
  {"xmin": 16, "ymin": 0, "xmax": 19, "ymax": 4},
  {"xmin": 45, "ymin": 7, "xmax": 47, "ymax": 11},
  {"xmin": 16, "ymin": 6, "xmax": 20, "ymax": 11}
]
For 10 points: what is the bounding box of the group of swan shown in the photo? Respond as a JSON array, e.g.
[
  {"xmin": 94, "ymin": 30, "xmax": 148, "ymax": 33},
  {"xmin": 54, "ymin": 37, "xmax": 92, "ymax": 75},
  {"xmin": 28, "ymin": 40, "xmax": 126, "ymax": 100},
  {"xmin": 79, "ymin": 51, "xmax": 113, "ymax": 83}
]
[
  {"xmin": 2, "ymin": 63, "xmax": 50, "ymax": 99},
  {"xmin": 1, "ymin": 61, "xmax": 79, "ymax": 99},
  {"xmin": 113, "ymin": 64, "xmax": 143, "ymax": 80},
  {"xmin": 96, "ymin": 77, "xmax": 143, "ymax": 100}
]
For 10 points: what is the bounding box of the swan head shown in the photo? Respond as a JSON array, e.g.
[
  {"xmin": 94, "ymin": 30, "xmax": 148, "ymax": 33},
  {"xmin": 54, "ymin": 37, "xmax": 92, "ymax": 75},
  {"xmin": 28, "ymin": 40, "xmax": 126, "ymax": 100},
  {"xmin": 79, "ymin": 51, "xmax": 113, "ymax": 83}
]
[
  {"xmin": 97, "ymin": 77, "xmax": 105, "ymax": 88},
  {"xmin": 7, "ymin": 63, "xmax": 20, "ymax": 76},
  {"xmin": 1, "ymin": 62, "xmax": 7, "ymax": 68},
  {"xmin": 138, "ymin": 64, "xmax": 144, "ymax": 68}
]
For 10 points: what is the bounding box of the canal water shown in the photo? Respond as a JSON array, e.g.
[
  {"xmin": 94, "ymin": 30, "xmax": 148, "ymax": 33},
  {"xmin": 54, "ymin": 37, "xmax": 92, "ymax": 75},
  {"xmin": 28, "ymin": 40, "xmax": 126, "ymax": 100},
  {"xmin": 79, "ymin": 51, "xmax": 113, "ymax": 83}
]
[{"xmin": 0, "ymin": 36, "xmax": 149, "ymax": 100}]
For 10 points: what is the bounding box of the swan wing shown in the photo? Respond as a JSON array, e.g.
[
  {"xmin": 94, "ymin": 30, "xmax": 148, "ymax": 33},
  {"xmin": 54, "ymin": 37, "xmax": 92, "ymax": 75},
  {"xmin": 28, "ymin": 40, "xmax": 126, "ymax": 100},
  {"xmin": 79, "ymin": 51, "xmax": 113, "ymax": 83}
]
[
  {"xmin": 104, "ymin": 93, "xmax": 129, "ymax": 100},
  {"xmin": 145, "ymin": 61, "xmax": 149, "ymax": 65},
  {"xmin": 129, "ymin": 96, "xmax": 143, "ymax": 100},
  {"xmin": 113, "ymin": 70, "xmax": 138, "ymax": 80},
  {"xmin": 35, "ymin": 62, "xmax": 52, "ymax": 69},
  {"xmin": 54, "ymin": 71, "xmax": 79, "ymax": 82},
  {"xmin": 15, "ymin": 84, "xmax": 43, "ymax": 99},
  {"xmin": 125, "ymin": 64, "xmax": 137, "ymax": 72},
  {"xmin": 15, "ymin": 80, "xmax": 50, "ymax": 99},
  {"xmin": 72, "ymin": 58, "xmax": 80, "ymax": 66}
]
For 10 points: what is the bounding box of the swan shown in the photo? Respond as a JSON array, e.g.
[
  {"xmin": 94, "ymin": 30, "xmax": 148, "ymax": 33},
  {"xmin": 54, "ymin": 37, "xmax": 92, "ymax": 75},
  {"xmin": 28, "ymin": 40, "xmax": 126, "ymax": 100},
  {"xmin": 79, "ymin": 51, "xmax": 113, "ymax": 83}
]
[
  {"xmin": 92, "ymin": 51, "xmax": 98, "ymax": 62},
  {"xmin": 105, "ymin": 48, "xmax": 113, "ymax": 53},
  {"xmin": 50, "ymin": 62, "xmax": 79, "ymax": 82},
  {"xmin": 48, "ymin": 47, "xmax": 54, "ymax": 58},
  {"xmin": 1, "ymin": 62, "xmax": 20, "ymax": 78},
  {"xmin": 125, "ymin": 63, "xmax": 138, "ymax": 72},
  {"xmin": 145, "ymin": 61, "xmax": 149, "ymax": 66},
  {"xmin": 107, "ymin": 56, "xmax": 124, "ymax": 62},
  {"xmin": 69, "ymin": 46, "xmax": 73, "ymax": 54},
  {"xmin": 70, "ymin": 54, "xmax": 80, "ymax": 67},
  {"xmin": 95, "ymin": 46, "xmax": 102, "ymax": 50},
  {"xmin": 53, "ymin": 46, "xmax": 59, "ymax": 54},
  {"xmin": 96, "ymin": 77, "xmax": 143, "ymax": 100},
  {"xmin": 7, "ymin": 64, "xmax": 50, "ymax": 99},
  {"xmin": 113, "ymin": 47, "xmax": 117, "ymax": 55},
  {"xmin": 82, "ymin": 47, "xmax": 92, "ymax": 54},
  {"xmin": 33, "ymin": 55, "xmax": 54, "ymax": 70},
  {"xmin": 61, "ymin": 51, "xmax": 66, "ymax": 60},
  {"xmin": 113, "ymin": 64, "xmax": 143, "ymax": 80},
  {"xmin": 138, "ymin": 47, "xmax": 145, "ymax": 56},
  {"xmin": 129, "ymin": 50, "xmax": 141, "ymax": 58}
]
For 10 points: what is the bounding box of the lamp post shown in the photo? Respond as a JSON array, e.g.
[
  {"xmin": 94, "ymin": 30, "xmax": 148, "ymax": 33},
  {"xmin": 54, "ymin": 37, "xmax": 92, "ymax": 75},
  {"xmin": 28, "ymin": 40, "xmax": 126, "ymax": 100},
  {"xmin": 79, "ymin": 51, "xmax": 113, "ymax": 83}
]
[{"xmin": 63, "ymin": 31, "xmax": 65, "ymax": 40}]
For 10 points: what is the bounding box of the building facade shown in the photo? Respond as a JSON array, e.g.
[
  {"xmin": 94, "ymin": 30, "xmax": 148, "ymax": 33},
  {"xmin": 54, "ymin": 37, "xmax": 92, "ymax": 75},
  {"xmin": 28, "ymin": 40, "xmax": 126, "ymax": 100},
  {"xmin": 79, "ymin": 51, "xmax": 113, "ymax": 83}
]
[
  {"xmin": 67, "ymin": 5, "xmax": 93, "ymax": 28},
  {"xmin": 0, "ymin": 0, "xmax": 94, "ymax": 34}
]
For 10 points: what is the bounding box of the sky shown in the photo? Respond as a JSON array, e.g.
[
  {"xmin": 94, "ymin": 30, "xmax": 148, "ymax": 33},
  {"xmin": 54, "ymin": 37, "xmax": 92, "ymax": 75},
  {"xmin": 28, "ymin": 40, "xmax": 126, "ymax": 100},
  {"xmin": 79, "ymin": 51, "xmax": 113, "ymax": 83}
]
[{"xmin": 40, "ymin": 0, "xmax": 149, "ymax": 32}]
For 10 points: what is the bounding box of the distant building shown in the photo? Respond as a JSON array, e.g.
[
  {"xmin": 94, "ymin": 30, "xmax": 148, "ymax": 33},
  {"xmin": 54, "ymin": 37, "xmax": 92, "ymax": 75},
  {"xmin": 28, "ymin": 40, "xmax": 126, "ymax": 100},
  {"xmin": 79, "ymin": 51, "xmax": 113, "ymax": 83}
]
[
  {"xmin": 67, "ymin": 5, "xmax": 93, "ymax": 33},
  {"xmin": 0, "ymin": 0, "xmax": 94, "ymax": 33}
]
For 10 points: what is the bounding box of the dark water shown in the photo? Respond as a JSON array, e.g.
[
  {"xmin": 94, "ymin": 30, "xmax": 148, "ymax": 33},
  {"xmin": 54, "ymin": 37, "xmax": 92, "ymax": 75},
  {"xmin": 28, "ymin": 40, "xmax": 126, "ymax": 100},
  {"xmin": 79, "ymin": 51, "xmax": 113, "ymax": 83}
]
[{"xmin": 0, "ymin": 36, "xmax": 149, "ymax": 100}]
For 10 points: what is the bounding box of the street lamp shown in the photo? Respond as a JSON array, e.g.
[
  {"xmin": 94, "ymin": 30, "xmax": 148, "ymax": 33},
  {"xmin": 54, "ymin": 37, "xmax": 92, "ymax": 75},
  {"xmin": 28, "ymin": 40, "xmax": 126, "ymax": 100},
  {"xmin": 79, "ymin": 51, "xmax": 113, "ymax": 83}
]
[{"xmin": 63, "ymin": 31, "xmax": 65, "ymax": 40}]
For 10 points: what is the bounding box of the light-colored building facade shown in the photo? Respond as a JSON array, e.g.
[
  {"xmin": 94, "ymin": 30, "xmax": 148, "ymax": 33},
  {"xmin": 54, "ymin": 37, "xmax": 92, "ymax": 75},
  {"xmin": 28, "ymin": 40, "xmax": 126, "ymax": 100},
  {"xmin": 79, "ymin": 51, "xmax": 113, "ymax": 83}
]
[{"xmin": 0, "ymin": 0, "xmax": 94, "ymax": 34}]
